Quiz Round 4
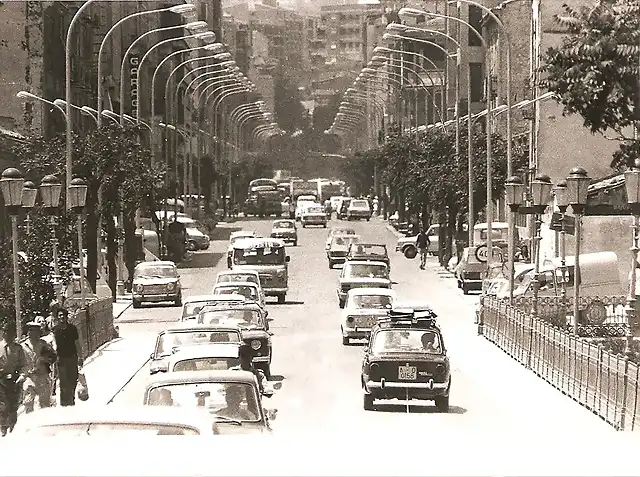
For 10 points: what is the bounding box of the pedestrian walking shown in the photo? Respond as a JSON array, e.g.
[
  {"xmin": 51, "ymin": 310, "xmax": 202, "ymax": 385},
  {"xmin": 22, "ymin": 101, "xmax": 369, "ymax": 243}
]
[
  {"xmin": 21, "ymin": 319, "xmax": 57, "ymax": 413},
  {"xmin": 52, "ymin": 309, "xmax": 82, "ymax": 406},
  {"xmin": 416, "ymin": 227, "xmax": 431, "ymax": 270},
  {"xmin": 230, "ymin": 343, "xmax": 269, "ymax": 395},
  {"xmin": 0, "ymin": 321, "xmax": 27, "ymax": 436}
]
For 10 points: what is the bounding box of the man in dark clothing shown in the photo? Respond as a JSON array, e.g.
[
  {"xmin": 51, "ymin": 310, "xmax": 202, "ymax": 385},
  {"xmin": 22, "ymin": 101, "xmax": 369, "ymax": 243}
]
[
  {"xmin": 52, "ymin": 309, "xmax": 82, "ymax": 406},
  {"xmin": 231, "ymin": 344, "xmax": 270, "ymax": 396},
  {"xmin": 0, "ymin": 321, "xmax": 27, "ymax": 436},
  {"xmin": 416, "ymin": 227, "xmax": 431, "ymax": 270}
]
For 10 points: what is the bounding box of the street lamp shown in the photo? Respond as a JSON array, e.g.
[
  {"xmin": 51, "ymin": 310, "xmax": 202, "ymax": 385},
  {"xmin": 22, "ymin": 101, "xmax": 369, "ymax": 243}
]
[
  {"xmin": 68, "ymin": 177, "xmax": 88, "ymax": 308},
  {"xmin": 529, "ymin": 174, "xmax": 553, "ymax": 319},
  {"xmin": 21, "ymin": 181, "xmax": 37, "ymax": 234},
  {"xmin": 505, "ymin": 176, "xmax": 526, "ymax": 303},
  {"xmin": 1, "ymin": 168, "xmax": 25, "ymax": 338},
  {"xmin": 566, "ymin": 167, "xmax": 591, "ymax": 334},
  {"xmin": 40, "ymin": 174, "xmax": 63, "ymax": 283},
  {"xmin": 624, "ymin": 158, "xmax": 640, "ymax": 354},
  {"xmin": 554, "ymin": 180, "xmax": 570, "ymax": 318}
]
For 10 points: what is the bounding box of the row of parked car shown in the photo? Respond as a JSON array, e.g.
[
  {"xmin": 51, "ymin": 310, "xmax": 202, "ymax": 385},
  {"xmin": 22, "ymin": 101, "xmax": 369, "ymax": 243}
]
[{"xmin": 324, "ymin": 226, "xmax": 452, "ymax": 412}]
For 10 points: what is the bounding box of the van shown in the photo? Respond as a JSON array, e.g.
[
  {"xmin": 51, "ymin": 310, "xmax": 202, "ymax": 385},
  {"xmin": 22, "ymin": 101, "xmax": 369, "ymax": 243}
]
[{"xmin": 231, "ymin": 237, "xmax": 290, "ymax": 304}]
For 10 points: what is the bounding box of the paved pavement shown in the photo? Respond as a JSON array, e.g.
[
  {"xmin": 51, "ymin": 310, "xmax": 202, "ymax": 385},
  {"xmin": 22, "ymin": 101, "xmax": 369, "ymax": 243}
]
[{"xmin": 90, "ymin": 215, "xmax": 615, "ymax": 439}]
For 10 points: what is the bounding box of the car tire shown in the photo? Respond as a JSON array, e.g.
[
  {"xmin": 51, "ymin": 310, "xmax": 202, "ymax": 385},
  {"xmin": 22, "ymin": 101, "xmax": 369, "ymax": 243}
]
[
  {"xmin": 132, "ymin": 299, "xmax": 141, "ymax": 309},
  {"xmin": 187, "ymin": 240, "xmax": 198, "ymax": 252},
  {"xmin": 277, "ymin": 294, "xmax": 286, "ymax": 304},
  {"xmin": 363, "ymin": 394, "xmax": 374, "ymax": 411},
  {"xmin": 435, "ymin": 395, "xmax": 449, "ymax": 413},
  {"xmin": 339, "ymin": 298, "xmax": 345, "ymax": 309},
  {"xmin": 323, "ymin": 224, "xmax": 327, "ymax": 228},
  {"xmin": 366, "ymin": 217, "xmax": 370, "ymax": 221},
  {"xmin": 403, "ymin": 247, "xmax": 417, "ymax": 259},
  {"xmin": 462, "ymin": 283, "xmax": 469, "ymax": 295},
  {"xmin": 342, "ymin": 335, "xmax": 349, "ymax": 346},
  {"xmin": 175, "ymin": 294, "xmax": 182, "ymax": 307},
  {"xmin": 293, "ymin": 240, "xmax": 298, "ymax": 246},
  {"xmin": 328, "ymin": 260, "xmax": 334, "ymax": 269}
]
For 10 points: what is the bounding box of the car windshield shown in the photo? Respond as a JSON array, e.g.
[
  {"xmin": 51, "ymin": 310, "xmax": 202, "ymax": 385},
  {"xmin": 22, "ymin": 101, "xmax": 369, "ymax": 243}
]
[
  {"xmin": 146, "ymin": 382, "xmax": 261, "ymax": 422},
  {"xmin": 156, "ymin": 331, "xmax": 242, "ymax": 356},
  {"xmin": 332, "ymin": 236, "xmax": 360, "ymax": 247},
  {"xmin": 198, "ymin": 309, "xmax": 262, "ymax": 328},
  {"xmin": 183, "ymin": 301, "xmax": 219, "ymax": 317},
  {"xmin": 350, "ymin": 244, "xmax": 386, "ymax": 256},
  {"xmin": 173, "ymin": 357, "xmax": 240, "ymax": 372},
  {"xmin": 351, "ymin": 200, "xmax": 369, "ymax": 208},
  {"xmin": 371, "ymin": 329, "xmax": 443, "ymax": 354},
  {"xmin": 134, "ymin": 265, "xmax": 177, "ymax": 279},
  {"xmin": 217, "ymin": 274, "xmax": 259, "ymax": 285},
  {"xmin": 233, "ymin": 246, "xmax": 285, "ymax": 266},
  {"xmin": 24, "ymin": 423, "xmax": 200, "ymax": 436},
  {"xmin": 273, "ymin": 221, "xmax": 294, "ymax": 229},
  {"xmin": 214, "ymin": 286, "xmax": 258, "ymax": 301},
  {"xmin": 344, "ymin": 263, "xmax": 388, "ymax": 279},
  {"xmin": 352, "ymin": 294, "xmax": 393, "ymax": 309}
]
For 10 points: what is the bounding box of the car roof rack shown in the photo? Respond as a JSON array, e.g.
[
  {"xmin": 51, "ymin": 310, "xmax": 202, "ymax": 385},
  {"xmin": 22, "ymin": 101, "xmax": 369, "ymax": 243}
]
[{"xmin": 377, "ymin": 307, "xmax": 438, "ymax": 329}]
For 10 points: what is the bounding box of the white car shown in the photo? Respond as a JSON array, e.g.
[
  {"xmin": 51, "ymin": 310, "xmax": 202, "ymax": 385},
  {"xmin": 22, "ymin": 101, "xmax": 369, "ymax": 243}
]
[
  {"xmin": 346, "ymin": 199, "xmax": 372, "ymax": 221},
  {"xmin": 215, "ymin": 270, "xmax": 261, "ymax": 287},
  {"xmin": 227, "ymin": 231, "xmax": 257, "ymax": 267},
  {"xmin": 180, "ymin": 294, "xmax": 249, "ymax": 322},
  {"xmin": 166, "ymin": 343, "xmax": 242, "ymax": 372},
  {"xmin": 295, "ymin": 195, "xmax": 317, "ymax": 221},
  {"xmin": 395, "ymin": 224, "xmax": 439, "ymax": 258},
  {"xmin": 341, "ymin": 288, "xmax": 396, "ymax": 345},
  {"xmin": 325, "ymin": 226, "xmax": 357, "ymax": 251},
  {"xmin": 300, "ymin": 203, "xmax": 328, "ymax": 228},
  {"xmin": 212, "ymin": 281, "xmax": 266, "ymax": 309}
]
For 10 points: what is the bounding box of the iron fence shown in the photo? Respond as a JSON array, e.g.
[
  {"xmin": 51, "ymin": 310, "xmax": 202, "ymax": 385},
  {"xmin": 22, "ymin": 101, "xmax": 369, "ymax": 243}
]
[
  {"xmin": 70, "ymin": 298, "xmax": 115, "ymax": 360},
  {"xmin": 482, "ymin": 296, "xmax": 640, "ymax": 431}
]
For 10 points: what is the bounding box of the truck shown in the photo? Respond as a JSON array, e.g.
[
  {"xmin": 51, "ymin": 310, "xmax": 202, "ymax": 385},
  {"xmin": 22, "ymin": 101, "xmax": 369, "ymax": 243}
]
[
  {"xmin": 290, "ymin": 179, "xmax": 319, "ymax": 201},
  {"xmin": 318, "ymin": 180, "xmax": 345, "ymax": 202},
  {"xmin": 243, "ymin": 178, "xmax": 283, "ymax": 217}
]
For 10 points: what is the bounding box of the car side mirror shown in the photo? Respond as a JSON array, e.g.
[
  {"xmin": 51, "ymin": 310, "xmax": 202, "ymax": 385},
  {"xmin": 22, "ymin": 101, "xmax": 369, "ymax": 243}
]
[
  {"xmin": 266, "ymin": 408, "xmax": 277, "ymax": 420},
  {"xmin": 263, "ymin": 389, "xmax": 274, "ymax": 398},
  {"xmin": 268, "ymin": 331, "xmax": 274, "ymax": 336},
  {"xmin": 150, "ymin": 353, "xmax": 154, "ymax": 360},
  {"xmin": 286, "ymin": 256, "xmax": 290, "ymax": 262}
]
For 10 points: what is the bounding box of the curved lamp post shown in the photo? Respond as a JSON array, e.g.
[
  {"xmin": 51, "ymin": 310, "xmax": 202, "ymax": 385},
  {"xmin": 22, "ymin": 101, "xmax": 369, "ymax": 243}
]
[
  {"xmin": 529, "ymin": 174, "xmax": 552, "ymax": 320},
  {"xmin": 553, "ymin": 180, "xmax": 570, "ymax": 317},
  {"xmin": 68, "ymin": 177, "xmax": 88, "ymax": 307},
  {"xmin": 566, "ymin": 167, "xmax": 590, "ymax": 334},
  {"xmin": 1, "ymin": 168, "xmax": 25, "ymax": 337},
  {"xmin": 21, "ymin": 181, "xmax": 37, "ymax": 235},
  {"xmin": 505, "ymin": 176, "xmax": 526, "ymax": 304},
  {"xmin": 40, "ymin": 174, "xmax": 63, "ymax": 282}
]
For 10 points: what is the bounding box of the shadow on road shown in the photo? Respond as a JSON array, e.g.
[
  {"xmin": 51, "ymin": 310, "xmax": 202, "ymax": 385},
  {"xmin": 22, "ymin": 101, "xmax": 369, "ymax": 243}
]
[
  {"xmin": 178, "ymin": 252, "xmax": 223, "ymax": 269},
  {"xmin": 374, "ymin": 403, "xmax": 467, "ymax": 415}
]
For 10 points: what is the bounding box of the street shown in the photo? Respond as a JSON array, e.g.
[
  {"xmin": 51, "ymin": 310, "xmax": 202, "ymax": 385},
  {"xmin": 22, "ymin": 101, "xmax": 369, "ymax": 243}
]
[{"xmin": 108, "ymin": 217, "xmax": 612, "ymax": 436}]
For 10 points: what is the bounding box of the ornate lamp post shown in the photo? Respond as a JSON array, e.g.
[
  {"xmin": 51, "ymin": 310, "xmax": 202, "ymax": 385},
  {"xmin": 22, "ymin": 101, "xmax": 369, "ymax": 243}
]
[
  {"xmin": 1, "ymin": 168, "xmax": 25, "ymax": 338},
  {"xmin": 554, "ymin": 181, "xmax": 570, "ymax": 320},
  {"xmin": 68, "ymin": 177, "xmax": 88, "ymax": 308},
  {"xmin": 505, "ymin": 176, "xmax": 526, "ymax": 304},
  {"xmin": 566, "ymin": 167, "xmax": 591, "ymax": 334},
  {"xmin": 529, "ymin": 174, "xmax": 553, "ymax": 319},
  {"xmin": 21, "ymin": 181, "xmax": 37, "ymax": 234},
  {"xmin": 624, "ymin": 158, "xmax": 640, "ymax": 355},
  {"xmin": 40, "ymin": 174, "xmax": 63, "ymax": 280}
]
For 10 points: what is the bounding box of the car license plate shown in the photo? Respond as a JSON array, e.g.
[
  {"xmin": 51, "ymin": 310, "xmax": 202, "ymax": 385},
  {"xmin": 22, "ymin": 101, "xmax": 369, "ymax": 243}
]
[{"xmin": 398, "ymin": 366, "xmax": 417, "ymax": 380}]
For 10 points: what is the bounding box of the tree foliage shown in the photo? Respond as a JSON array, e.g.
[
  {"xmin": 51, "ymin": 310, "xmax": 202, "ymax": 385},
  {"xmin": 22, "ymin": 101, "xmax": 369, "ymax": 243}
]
[{"xmin": 541, "ymin": 0, "xmax": 640, "ymax": 168}]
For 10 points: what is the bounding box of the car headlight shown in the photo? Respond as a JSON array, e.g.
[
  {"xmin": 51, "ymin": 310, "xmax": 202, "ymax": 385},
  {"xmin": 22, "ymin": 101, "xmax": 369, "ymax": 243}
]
[
  {"xmin": 134, "ymin": 284, "xmax": 143, "ymax": 293},
  {"xmin": 204, "ymin": 235, "xmax": 210, "ymax": 241},
  {"xmin": 346, "ymin": 316, "xmax": 354, "ymax": 323},
  {"xmin": 250, "ymin": 339, "xmax": 262, "ymax": 350},
  {"xmin": 276, "ymin": 270, "xmax": 285, "ymax": 278},
  {"xmin": 166, "ymin": 282, "xmax": 176, "ymax": 291}
]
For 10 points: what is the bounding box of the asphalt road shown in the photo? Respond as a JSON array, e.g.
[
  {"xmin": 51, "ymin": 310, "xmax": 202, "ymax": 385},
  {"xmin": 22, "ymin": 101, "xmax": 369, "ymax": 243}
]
[{"xmin": 109, "ymin": 216, "xmax": 613, "ymax": 436}]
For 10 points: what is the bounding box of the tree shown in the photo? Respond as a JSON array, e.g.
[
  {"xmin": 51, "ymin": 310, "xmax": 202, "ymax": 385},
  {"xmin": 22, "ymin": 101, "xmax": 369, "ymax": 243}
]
[
  {"xmin": 541, "ymin": 0, "xmax": 640, "ymax": 168},
  {"xmin": 274, "ymin": 69, "xmax": 309, "ymax": 133}
]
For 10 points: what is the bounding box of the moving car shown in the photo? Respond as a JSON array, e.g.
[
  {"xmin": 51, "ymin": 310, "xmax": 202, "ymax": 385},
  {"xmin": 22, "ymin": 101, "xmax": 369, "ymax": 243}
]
[
  {"xmin": 198, "ymin": 302, "xmax": 273, "ymax": 376},
  {"xmin": 143, "ymin": 370, "xmax": 275, "ymax": 434},
  {"xmin": 327, "ymin": 234, "xmax": 361, "ymax": 269},
  {"xmin": 185, "ymin": 226, "xmax": 210, "ymax": 251},
  {"xmin": 149, "ymin": 323, "xmax": 243, "ymax": 374},
  {"xmin": 361, "ymin": 308, "xmax": 451, "ymax": 412},
  {"xmin": 341, "ymin": 288, "xmax": 396, "ymax": 345},
  {"xmin": 336, "ymin": 198, "xmax": 352, "ymax": 220},
  {"xmin": 395, "ymin": 224, "xmax": 439, "ymax": 259},
  {"xmin": 215, "ymin": 270, "xmax": 261, "ymax": 287},
  {"xmin": 346, "ymin": 199, "xmax": 372, "ymax": 221},
  {"xmin": 300, "ymin": 204, "xmax": 328, "ymax": 228},
  {"xmin": 325, "ymin": 227, "xmax": 357, "ymax": 250},
  {"xmin": 227, "ymin": 230, "xmax": 257, "ymax": 268},
  {"xmin": 166, "ymin": 343, "xmax": 242, "ymax": 372},
  {"xmin": 180, "ymin": 294, "xmax": 249, "ymax": 321},
  {"xmin": 455, "ymin": 246, "xmax": 487, "ymax": 295},
  {"xmin": 231, "ymin": 238, "xmax": 290, "ymax": 304},
  {"xmin": 337, "ymin": 260, "xmax": 391, "ymax": 308},
  {"xmin": 212, "ymin": 281, "xmax": 266, "ymax": 310},
  {"xmin": 270, "ymin": 219, "xmax": 298, "ymax": 245},
  {"xmin": 11, "ymin": 406, "xmax": 221, "ymax": 436},
  {"xmin": 132, "ymin": 261, "xmax": 182, "ymax": 309},
  {"xmin": 346, "ymin": 243, "xmax": 390, "ymax": 270},
  {"xmin": 295, "ymin": 195, "xmax": 317, "ymax": 221}
]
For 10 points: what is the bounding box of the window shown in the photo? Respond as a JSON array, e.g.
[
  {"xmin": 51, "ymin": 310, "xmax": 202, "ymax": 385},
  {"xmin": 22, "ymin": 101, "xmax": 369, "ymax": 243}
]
[
  {"xmin": 469, "ymin": 63, "xmax": 483, "ymax": 102},
  {"xmin": 468, "ymin": 5, "xmax": 483, "ymax": 46}
]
